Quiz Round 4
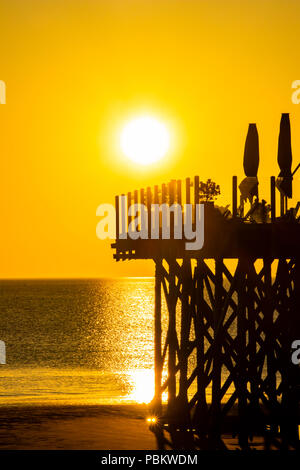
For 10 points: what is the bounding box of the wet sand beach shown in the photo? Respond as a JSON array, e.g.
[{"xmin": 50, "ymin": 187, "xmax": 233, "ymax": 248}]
[
  {"xmin": 0, "ymin": 404, "xmax": 157, "ymax": 450},
  {"xmin": 0, "ymin": 404, "xmax": 273, "ymax": 450}
]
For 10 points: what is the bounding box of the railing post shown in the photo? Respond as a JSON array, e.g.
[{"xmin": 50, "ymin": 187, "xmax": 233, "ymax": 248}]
[
  {"xmin": 120, "ymin": 194, "xmax": 127, "ymax": 239},
  {"xmin": 115, "ymin": 195, "xmax": 119, "ymax": 241},
  {"xmin": 147, "ymin": 187, "xmax": 152, "ymax": 239},
  {"xmin": 127, "ymin": 192, "xmax": 132, "ymax": 232}
]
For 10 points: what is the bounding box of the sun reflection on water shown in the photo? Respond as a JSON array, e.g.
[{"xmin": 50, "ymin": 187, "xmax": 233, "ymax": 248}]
[
  {"xmin": 127, "ymin": 369, "xmax": 155, "ymax": 404},
  {"xmin": 126, "ymin": 369, "xmax": 169, "ymax": 404}
]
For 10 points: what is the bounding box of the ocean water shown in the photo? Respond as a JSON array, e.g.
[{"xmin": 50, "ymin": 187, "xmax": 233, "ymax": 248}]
[{"xmin": 0, "ymin": 278, "xmax": 157, "ymax": 406}]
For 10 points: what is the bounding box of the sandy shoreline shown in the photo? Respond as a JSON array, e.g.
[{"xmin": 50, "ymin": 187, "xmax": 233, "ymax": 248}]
[
  {"xmin": 0, "ymin": 403, "xmax": 288, "ymax": 450},
  {"xmin": 0, "ymin": 404, "xmax": 157, "ymax": 450}
]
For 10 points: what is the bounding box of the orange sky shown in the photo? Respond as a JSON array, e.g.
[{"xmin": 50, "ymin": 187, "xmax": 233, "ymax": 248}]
[{"xmin": 1, "ymin": 0, "xmax": 300, "ymax": 278}]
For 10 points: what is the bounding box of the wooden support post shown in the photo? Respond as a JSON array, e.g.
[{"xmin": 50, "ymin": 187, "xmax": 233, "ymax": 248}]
[
  {"xmin": 271, "ymin": 176, "xmax": 276, "ymax": 222},
  {"xmin": 154, "ymin": 259, "xmax": 162, "ymax": 415},
  {"xmin": 169, "ymin": 180, "xmax": 175, "ymax": 239},
  {"xmin": 127, "ymin": 192, "xmax": 132, "ymax": 232},
  {"xmin": 232, "ymin": 176, "xmax": 237, "ymax": 218},
  {"xmin": 194, "ymin": 176, "xmax": 199, "ymax": 226},
  {"xmin": 264, "ymin": 258, "xmax": 277, "ymax": 427},
  {"xmin": 211, "ymin": 257, "xmax": 223, "ymax": 443},
  {"xmin": 247, "ymin": 261, "xmax": 260, "ymax": 421},
  {"xmin": 193, "ymin": 259, "xmax": 209, "ymax": 433},
  {"xmin": 178, "ymin": 258, "xmax": 192, "ymax": 425},
  {"xmin": 168, "ymin": 260, "xmax": 177, "ymax": 417},
  {"xmin": 185, "ymin": 177, "xmax": 191, "ymax": 205}
]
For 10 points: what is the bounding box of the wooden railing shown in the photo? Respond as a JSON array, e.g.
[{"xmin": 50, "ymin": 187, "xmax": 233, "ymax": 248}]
[{"xmin": 115, "ymin": 176, "xmax": 227, "ymax": 242}]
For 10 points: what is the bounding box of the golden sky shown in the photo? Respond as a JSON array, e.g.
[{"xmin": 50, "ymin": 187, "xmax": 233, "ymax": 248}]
[{"xmin": 1, "ymin": 0, "xmax": 300, "ymax": 278}]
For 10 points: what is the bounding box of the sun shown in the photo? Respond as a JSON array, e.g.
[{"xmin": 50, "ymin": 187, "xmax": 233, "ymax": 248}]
[{"xmin": 120, "ymin": 116, "xmax": 170, "ymax": 165}]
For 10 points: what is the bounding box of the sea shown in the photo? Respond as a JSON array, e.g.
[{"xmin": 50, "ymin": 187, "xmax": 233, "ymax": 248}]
[{"xmin": 0, "ymin": 278, "xmax": 158, "ymax": 407}]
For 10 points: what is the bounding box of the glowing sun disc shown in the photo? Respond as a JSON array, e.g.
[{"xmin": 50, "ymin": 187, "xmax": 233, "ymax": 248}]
[{"xmin": 121, "ymin": 116, "xmax": 170, "ymax": 165}]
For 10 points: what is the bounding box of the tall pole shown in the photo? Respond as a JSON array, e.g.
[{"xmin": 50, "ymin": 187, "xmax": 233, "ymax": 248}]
[
  {"xmin": 271, "ymin": 176, "xmax": 276, "ymax": 222},
  {"xmin": 232, "ymin": 176, "xmax": 237, "ymax": 218}
]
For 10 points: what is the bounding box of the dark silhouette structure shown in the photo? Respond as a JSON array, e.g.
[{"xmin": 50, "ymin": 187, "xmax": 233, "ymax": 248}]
[{"xmin": 112, "ymin": 114, "xmax": 300, "ymax": 449}]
